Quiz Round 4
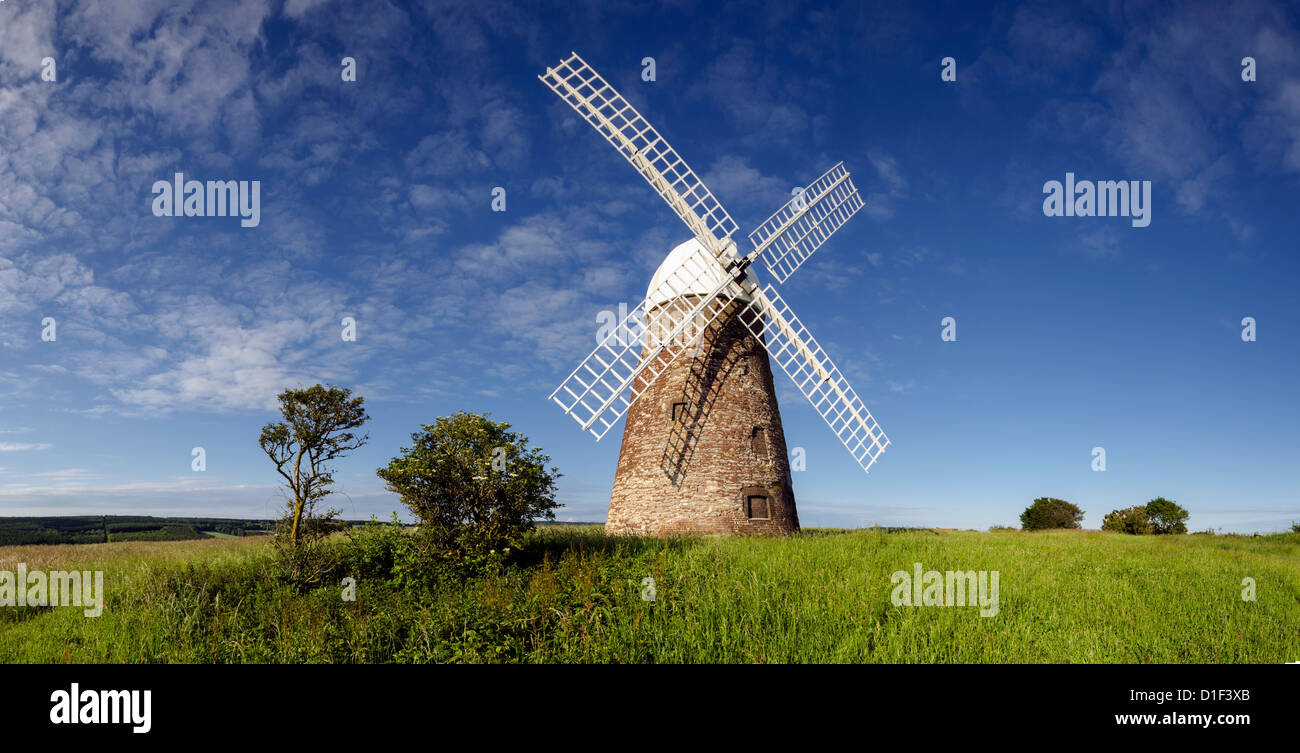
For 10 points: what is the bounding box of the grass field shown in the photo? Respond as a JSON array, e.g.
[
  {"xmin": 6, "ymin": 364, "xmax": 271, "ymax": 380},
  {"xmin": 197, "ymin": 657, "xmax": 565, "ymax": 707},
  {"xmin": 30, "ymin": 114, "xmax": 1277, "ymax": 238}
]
[{"xmin": 1, "ymin": 527, "xmax": 1296, "ymax": 663}]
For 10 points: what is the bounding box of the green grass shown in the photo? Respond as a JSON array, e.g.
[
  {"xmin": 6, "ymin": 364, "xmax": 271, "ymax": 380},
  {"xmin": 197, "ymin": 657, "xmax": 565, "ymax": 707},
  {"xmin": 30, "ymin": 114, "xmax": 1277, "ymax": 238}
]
[{"xmin": 1, "ymin": 527, "xmax": 1296, "ymax": 663}]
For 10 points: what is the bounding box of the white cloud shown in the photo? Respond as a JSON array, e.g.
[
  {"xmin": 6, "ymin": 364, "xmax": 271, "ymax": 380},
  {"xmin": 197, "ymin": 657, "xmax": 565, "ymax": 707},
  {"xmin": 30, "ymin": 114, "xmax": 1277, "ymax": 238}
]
[
  {"xmin": 861, "ymin": 150, "xmax": 907, "ymax": 222},
  {"xmin": 700, "ymin": 155, "xmax": 788, "ymax": 213},
  {"xmin": 283, "ymin": 0, "xmax": 332, "ymax": 19},
  {"xmin": 689, "ymin": 40, "xmax": 812, "ymax": 148},
  {"xmin": 0, "ymin": 442, "xmax": 52, "ymax": 451}
]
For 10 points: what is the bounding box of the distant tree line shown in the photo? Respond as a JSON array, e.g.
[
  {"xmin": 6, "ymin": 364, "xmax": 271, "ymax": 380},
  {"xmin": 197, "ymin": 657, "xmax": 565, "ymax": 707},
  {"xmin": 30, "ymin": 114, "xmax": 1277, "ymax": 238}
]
[
  {"xmin": 0, "ymin": 516, "xmax": 279, "ymax": 547},
  {"xmin": 1015, "ymin": 496, "xmax": 1191, "ymax": 534}
]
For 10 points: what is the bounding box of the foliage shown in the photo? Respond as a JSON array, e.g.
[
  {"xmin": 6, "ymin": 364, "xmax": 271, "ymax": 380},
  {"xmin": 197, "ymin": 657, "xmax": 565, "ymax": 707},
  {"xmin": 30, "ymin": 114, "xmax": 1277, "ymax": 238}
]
[
  {"xmin": 271, "ymin": 509, "xmax": 346, "ymax": 587},
  {"xmin": 259, "ymin": 384, "xmax": 369, "ymax": 545},
  {"xmin": 1145, "ymin": 497, "xmax": 1189, "ymax": 535},
  {"xmin": 340, "ymin": 514, "xmax": 416, "ymax": 586},
  {"xmin": 1019, "ymin": 497, "xmax": 1085, "ymax": 530},
  {"xmin": 1101, "ymin": 505, "xmax": 1154, "ymax": 535},
  {"xmin": 376, "ymin": 412, "xmax": 560, "ymax": 571}
]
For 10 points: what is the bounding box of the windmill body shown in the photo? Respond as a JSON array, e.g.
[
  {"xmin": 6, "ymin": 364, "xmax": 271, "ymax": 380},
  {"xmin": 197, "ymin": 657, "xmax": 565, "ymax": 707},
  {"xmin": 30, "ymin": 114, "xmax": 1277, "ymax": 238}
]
[
  {"xmin": 607, "ymin": 239, "xmax": 799, "ymax": 535},
  {"xmin": 541, "ymin": 53, "xmax": 890, "ymax": 536}
]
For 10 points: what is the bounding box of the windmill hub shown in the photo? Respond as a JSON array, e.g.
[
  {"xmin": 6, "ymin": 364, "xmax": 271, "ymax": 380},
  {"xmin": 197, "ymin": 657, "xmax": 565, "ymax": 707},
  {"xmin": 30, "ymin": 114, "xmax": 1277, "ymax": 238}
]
[{"xmin": 646, "ymin": 238, "xmax": 758, "ymax": 309}]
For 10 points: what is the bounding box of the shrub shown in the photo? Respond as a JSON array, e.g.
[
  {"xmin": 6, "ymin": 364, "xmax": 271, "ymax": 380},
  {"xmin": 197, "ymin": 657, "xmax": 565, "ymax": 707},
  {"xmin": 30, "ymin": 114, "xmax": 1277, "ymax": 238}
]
[
  {"xmin": 377, "ymin": 411, "xmax": 561, "ymax": 572},
  {"xmin": 340, "ymin": 514, "xmax": 414, "ymax": 584},
  {"xmin": 1019, "ymin": 497, "xmax": 1084, "ymax": 530},
  {"xmin": 1101, "ymin": 505, "xmax": 1154, "ymax": 535},
  {"xmin": 271, "ymin": 509, "xmax": 344, "ymax": 587},
  {"xmin": 1145, "ymin": 497, "xmax": 1189, "ymax": 535}
]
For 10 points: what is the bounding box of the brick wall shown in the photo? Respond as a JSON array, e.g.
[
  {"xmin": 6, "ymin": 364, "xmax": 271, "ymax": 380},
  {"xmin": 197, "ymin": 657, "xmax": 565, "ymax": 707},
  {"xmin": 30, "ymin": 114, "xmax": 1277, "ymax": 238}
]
[{"xmin": 606, "ymin": 299, "xmax": 799, "ymax": 536}]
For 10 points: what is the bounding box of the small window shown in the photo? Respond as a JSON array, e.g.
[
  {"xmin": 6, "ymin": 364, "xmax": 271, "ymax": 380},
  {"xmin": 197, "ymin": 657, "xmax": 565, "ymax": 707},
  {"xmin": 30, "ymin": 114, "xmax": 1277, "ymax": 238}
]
[
  {"xmin": 746, "ymin": 495, "xmax": 770, "ymax": 520},
  {"xmin": 750, "ymin": 426, "xmax": 767, "ymax": 457},
  {"xmin": 671, "ymin": 402, "xmax": 687, "ymax": 421}
]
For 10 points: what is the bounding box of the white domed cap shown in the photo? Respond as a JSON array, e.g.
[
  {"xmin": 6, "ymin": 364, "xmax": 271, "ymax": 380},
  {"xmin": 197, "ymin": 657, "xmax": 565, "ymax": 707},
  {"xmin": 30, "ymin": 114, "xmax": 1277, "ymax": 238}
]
[{"xmin": 646, "ymin": 238, "xmax": 758, "ymax": 309}]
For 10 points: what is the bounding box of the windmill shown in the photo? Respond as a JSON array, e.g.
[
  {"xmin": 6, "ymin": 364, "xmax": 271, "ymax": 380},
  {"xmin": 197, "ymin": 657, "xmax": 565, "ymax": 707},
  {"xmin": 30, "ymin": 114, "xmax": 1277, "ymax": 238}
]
[{"xmin": 540, "ymin": 52, "xmax": 889, "ymax": 535}]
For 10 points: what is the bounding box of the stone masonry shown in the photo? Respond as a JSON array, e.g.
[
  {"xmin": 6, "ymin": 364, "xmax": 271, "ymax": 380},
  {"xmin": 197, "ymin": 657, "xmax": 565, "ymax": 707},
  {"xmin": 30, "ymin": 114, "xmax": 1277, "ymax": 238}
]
[{"xmin": 606, "ymin": 297, "xmax": 799, "ymax": 536}]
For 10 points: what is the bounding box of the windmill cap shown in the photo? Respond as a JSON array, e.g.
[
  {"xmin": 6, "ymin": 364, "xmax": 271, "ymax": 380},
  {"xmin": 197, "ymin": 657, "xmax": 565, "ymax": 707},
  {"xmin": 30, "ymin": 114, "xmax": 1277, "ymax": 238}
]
[{"xmin": 646, "ymin": 237, "xmax": 758, "ymax": 309}]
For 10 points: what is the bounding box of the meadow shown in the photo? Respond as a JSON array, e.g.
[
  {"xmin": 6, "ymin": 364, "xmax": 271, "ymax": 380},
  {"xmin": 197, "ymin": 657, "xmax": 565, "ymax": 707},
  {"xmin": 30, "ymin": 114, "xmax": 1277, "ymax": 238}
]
[{"xmin": 1, "ymin": 526, "xmax": 1296, "ymax": 663}]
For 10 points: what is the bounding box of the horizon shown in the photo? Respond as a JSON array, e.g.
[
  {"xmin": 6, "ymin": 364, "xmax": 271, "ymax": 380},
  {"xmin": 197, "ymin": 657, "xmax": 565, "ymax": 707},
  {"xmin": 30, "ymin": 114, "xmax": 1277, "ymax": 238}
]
[
  {"xmin": 4, "ymin": 514, "xmax": 1287, "ymax": 536},
  {"xmin": 2, "ymin": 0, "xmax": 1298, "ymax": 534}
]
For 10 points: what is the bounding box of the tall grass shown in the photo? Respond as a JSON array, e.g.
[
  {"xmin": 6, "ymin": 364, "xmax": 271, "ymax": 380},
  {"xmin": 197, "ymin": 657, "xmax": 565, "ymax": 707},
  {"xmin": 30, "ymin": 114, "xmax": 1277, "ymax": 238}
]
[{"xmin": 1, "ymin": 528, "xmax": 1295, "ymax": 663}]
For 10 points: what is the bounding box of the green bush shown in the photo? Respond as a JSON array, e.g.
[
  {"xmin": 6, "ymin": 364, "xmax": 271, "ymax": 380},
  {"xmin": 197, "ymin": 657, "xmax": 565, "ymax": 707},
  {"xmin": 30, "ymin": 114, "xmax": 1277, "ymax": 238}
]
[
  {"xmin": 1019, "ymin": 498, "xmax": 1085, "ymax": 530},
  {"xmin": 376, "ymin": 411, "xmax": 560, "ymax": 572},
  {"xmin": 270, "ymin": 510, "xmax": 344, "ymax": 588},
  {"xmin": 340, "ymin": 514, "xmax": 414, "ymax": 584},
  {"xmin": 1101, "ymin": 506, "xmax": 1154, "ymax": 535}
]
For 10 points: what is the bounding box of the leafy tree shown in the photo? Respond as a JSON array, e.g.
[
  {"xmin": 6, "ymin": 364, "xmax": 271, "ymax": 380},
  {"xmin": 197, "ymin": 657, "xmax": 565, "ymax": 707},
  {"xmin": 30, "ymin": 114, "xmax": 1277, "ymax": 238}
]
[
  {"xmin": 377, "ymin": 411, "xmax": 560, "ymax": 569},
  {"xmin": 259, "ymin": 384, "xmax": 369, "ymax": 554},
  {"xmin": 1145, "ymin": 497, "xmax": 1189, "ymax": 534},
  {"xmin": 1291, "ymin": 521, "xmax": 1300, "ymax": 533},
  {"xmin": 1101, "ymin": 505, "xmax": 1154, "ymax": 535},
  {"xmin": 1019, "ymin": 497, "xmax": 1085, "ymax": 531}
]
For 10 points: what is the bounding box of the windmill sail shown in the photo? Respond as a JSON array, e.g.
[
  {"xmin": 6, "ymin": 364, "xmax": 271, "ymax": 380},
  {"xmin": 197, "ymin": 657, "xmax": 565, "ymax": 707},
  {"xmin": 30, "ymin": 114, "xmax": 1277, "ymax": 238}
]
[
  {"xmin": 541, "ymin": 53, "xmax": 888, "ymax": 480},
  {"xmin": 747, "ymin": 162, "xmax": 864, "ymax": 283},
  {"xmin": 539, "ymin": 52, "xmax": 738, "ymax": 260},
  {"xmin": 741, "ymin": 285, "xmax": 890, "ymax": 474}
]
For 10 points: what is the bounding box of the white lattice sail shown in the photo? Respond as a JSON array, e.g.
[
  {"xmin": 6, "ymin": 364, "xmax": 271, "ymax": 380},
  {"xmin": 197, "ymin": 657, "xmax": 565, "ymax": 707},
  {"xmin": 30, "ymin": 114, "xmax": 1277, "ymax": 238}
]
[
  {"xmin": 539, "ymin": 52, "xmax": 738, "ymax": 259},
  {"xmin": 740, "ymin": 285, "xmax": 890, "ymax": 473},
  {"xmin": 748, "ymin": 162, "xmax": 865, "ymax": 283}
]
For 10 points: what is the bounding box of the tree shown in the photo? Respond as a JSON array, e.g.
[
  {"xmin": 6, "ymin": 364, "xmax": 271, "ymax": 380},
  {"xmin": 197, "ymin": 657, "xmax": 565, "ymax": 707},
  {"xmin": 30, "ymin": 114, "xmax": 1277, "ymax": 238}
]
[
  {"xmin": 259, "ymin": 384, "xmax": 369, "ymax": 547},
  {"xmin": 1019, "ymin": 497, "xmax": 1085, "ymax": 531},
  {"xmin": 1145, "ymin": 497, "xmax": 1189, "ymax": 535},
  {"xmin": 1101, "ymin": 505, "xmax": 1154, "ymax": 535},
  {"xmin": 376, "ymin": 411, "xmax": 560, "ymax": 566}
]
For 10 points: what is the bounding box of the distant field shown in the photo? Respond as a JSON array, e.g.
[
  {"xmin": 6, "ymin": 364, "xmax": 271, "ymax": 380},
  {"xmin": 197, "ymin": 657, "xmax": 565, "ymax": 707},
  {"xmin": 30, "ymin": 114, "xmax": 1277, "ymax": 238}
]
[
  {"xmin": 0, "ymin": 516, "xmax": 277, "ymax": 546},
  {"xmin": 0, "ymin": 516, "xmax": 386, "ymax": 546},
  {"xmin": 1, "ymin": 527, "xmax": 1296, "ymax": 663}
]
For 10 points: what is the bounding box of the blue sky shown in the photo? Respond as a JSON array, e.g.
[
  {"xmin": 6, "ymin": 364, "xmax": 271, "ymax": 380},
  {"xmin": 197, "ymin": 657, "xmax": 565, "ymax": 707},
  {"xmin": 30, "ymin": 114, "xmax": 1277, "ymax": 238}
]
[{"xmin": 0, "ymin": 0, "xmax": 1297, "ymax": 532}]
